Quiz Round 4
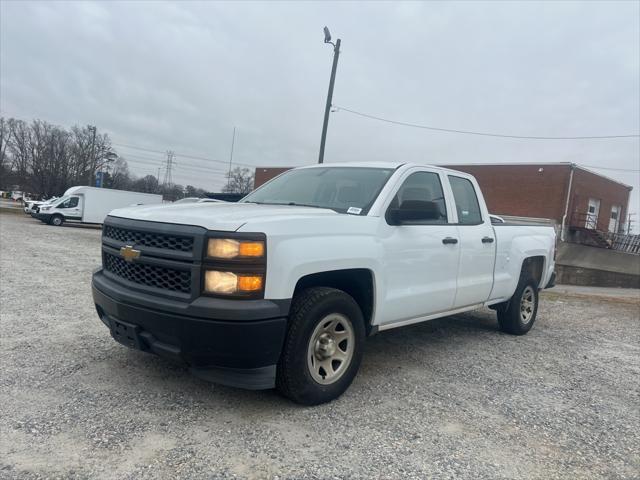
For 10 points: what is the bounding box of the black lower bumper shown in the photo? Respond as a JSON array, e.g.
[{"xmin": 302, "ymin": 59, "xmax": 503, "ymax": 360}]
[
  {"xmin": 92, "ymin": 270, "xmax": 289, "ymax": 390},
  {"xmin": 34, "ymin": 213, "xmax": 52, "ymax": 222}
]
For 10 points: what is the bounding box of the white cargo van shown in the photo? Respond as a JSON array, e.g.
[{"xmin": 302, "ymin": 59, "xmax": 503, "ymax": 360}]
[{"xmin": 35, "ymin": 186, "xmax": 162, "ymax": 226}]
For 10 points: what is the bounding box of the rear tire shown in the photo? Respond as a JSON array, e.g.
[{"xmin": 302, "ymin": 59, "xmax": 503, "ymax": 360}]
[
  {"xmin": 497, "ymin": 276, "xmax": 539, "ymax": 335},
  {"xmin": 50, "ymin": 215, "xmax": 64, "ymax": 226},
  {"xmin": 276, "ymin": 287, "xmax": 365, "ymax": 405}
]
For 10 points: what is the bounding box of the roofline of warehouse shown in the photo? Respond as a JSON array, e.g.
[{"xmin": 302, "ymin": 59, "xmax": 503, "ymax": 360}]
[{"xmin": 441, "ymin": 162, "xmax": 633, "ymax": 190}]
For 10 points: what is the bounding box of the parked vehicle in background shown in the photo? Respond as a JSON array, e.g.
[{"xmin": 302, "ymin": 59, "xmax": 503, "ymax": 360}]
[
  {"xmin": 173, "ymin": 197, "xmax": 202, "ymax": 204},
  {"xmin": 24, "ymin": 197, "xmax": 58, "ymax": 214},
  {"xmin": 35, "ymin": 186, "xmax": 162, "ymax": 226},
  {"xmin": 10, "ymin": 191, "xmax": 24, "ymax": 202},
  {"xmin": 92, "ymin": 163, "xmax": 556, "ymax": 405},
  {"xmin": 173, "ymin": 197, "xmax": 225, "ymax": 204}
]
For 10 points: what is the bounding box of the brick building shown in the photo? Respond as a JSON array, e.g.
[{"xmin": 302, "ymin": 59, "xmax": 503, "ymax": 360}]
[
  {"xmin": 441, "ymin": 163, "xmax": 632, "ymax": 235},
  {"xmin": 254, "ymin": 163, "xmax": 632, "ymax": 235},
  {"xmin": 254, "ymin": 168, "xmax": 292, "ymax": 190}
]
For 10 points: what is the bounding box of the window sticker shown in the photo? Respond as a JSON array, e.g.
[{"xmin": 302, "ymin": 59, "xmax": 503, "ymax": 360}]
[{"xmin": 347, "ymin": 207, "xmax": 362, "ymax": 215}]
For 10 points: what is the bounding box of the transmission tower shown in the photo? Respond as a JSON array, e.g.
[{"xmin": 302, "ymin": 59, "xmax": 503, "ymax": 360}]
[{"xmin": 162, "ymin": 150, "xmax": 175, "ymax": 187}]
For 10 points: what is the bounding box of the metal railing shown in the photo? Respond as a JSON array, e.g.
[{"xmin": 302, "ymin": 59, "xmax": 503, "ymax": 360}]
[
  {"xmin": 570, "ymin": 212, "xmax": 598, "ymax": 230},
  {"xmin": 603, "ymin": 232, "xmax": 640, "ymax": 255}
]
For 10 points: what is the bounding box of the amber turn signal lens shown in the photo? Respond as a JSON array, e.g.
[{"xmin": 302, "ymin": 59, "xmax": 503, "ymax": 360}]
[
  {"xmin": 238, "ymin": 275, "xmax": 263, "ymax": 292},
  {"xmin": 238, "ymin": 241, "xmax": 265, "ymax": 258}
]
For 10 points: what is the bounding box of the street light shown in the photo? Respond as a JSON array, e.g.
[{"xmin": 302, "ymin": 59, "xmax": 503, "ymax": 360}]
[{"xmin": 318, "ymin": 26, "xmax": 341, "ymax": 164}]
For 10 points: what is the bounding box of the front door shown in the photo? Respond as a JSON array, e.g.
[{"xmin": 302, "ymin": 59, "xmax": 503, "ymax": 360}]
[
  {"xmin": 609, "ymin": 205, "xmax": 620, "ymax": 233},
  {"xmin": 448, "ymin": 175, "xmax": 495, "ymax": 308},
  {"xmin": 377, "ymin": 169, "xmax": 460, "ymax": 325},
  {"xmin": 586, "ymin": 198, "xmax": 600, "ymax": 229},
  {"xmin": 57, "ymin": 196, "xmax": 82, "ymax": 219}
]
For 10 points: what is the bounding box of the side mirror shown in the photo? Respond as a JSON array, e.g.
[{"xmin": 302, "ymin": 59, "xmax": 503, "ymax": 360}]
[{"xmin": 387, "ymin": 200, "xmax": 442, "ymax": 225}]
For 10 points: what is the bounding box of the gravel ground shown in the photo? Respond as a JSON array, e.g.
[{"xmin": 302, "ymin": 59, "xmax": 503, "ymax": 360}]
[{"xmin": 1, "ymin": 212, "xmax": 639, "ymax": 479}]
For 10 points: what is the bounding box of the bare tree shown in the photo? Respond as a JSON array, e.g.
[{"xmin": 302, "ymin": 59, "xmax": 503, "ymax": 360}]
[
  {"xmin": 222, "ymin": 167, "xmax": 254, "ymax": 194},
  {"xmin": 7, "ymin": 119, "xmax": 31, "ymax": 185},
  {"xmin": 0, "ymin": 118, "xmax": 14, "ymax": 187},
  {"xmin": 131, "ymin": 175, "xmax": 160, "ymax": 194},
  {"xmin": 0, "ymin": 117, "xmax": 119, "ymax": 197},
  {"xmin": 106, "ymin": 157, "xmax": 132, "ymax": 190}
]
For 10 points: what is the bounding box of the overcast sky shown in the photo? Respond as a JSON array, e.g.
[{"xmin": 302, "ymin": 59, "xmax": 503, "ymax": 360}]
[{"xmin": 1, "ymin": 1, "xmax": 638, "ymax": 220}]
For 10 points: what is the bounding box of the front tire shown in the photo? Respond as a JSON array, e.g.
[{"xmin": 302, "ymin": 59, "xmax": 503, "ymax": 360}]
[
  {"xmin": 276, "ymin": 287, "xmax": 365, "ymax": 405},
  {"xmin": 497, "ymin": 276, "xmax": 539, "ymax": 335},
  {"xmin": 50, "ymin": 214, "xmax": 64, "ymax": 226}
]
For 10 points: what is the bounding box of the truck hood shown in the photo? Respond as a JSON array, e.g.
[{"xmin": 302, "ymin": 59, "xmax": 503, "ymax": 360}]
[{"xmin": 109, "ymin": 202, "xmax": 338, "ymax": 231}]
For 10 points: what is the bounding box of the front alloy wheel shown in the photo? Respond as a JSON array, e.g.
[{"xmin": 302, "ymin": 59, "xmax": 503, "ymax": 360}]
[{"xmin": 307, "ymin": 313, "xmax": 355, "ymax": 385}]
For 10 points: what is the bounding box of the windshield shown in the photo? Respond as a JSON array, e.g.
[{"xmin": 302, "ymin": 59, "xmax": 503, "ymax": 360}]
[
  {"xmin": 51, "ymin": 195, "xmax": 69, "ymax": 206},
  {"xmin": 242, "ymin": 167, "xmax": 395, "ymax": 214}
]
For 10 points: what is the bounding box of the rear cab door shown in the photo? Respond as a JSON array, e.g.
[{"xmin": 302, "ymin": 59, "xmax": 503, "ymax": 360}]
[{"xmin": 445, "ymin": 173, "xmax": 496, "ymax": 308}]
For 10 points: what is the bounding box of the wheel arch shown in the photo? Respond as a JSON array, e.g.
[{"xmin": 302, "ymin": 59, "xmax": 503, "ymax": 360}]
[
  {"xmin": 292, "ymin": 268, "xmax": 376, "ymax": 335},
  {"xmin": 521, "ymin": 255, "xmax": 546, "ymax": 288}
]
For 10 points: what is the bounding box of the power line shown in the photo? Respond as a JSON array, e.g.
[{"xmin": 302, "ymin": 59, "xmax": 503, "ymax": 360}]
[
  {"xmin": 122, "ymin": 153, "xmax": 228, "ymax": 177},
  {"xmin": 112, "ymin": 141, "xmax": 259, "ymax": 168},
  {"xmin": 333, "ymin": 105, "xmax": 640, "ymax": 140}
]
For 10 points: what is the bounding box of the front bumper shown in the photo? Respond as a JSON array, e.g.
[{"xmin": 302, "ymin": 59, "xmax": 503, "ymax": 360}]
[
  {"xmin": 34, "ymin": 212, "xmax": 52, "ymax": 222},
  {"xmin": 92, "ymin": 269, "xmax": 289, "ymax": 389}
]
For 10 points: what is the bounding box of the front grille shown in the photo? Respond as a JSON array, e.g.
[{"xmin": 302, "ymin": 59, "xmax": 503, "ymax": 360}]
[
  {"xmin": 103, "ymin": 225, "xmax": 194, "ymax": 252},
  {"xmin": 103, "ymin": 252, "xmax": 191, "ymax": 293}
]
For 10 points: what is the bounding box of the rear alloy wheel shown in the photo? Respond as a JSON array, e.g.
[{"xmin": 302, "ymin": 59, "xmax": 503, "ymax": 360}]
[
  {"xmin": 497, "ymin": 276, "xmax": 539, "ymax": 335},
  {"xmin": 276, "ymin": 287, "xmax": 365, "ymax": 405}
]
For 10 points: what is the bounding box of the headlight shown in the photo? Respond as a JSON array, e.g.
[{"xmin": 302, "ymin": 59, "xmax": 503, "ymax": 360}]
[
  {"xmin": 40, "ymin": 206, "xmax": 51, "ymax": 211},
  {"xmin": 207, "ymin": 238, "xmax": 264, "ymax": 259},
  {"xmin": 204, "ymin": 270, "xmax": 264, "ymax": 295}
]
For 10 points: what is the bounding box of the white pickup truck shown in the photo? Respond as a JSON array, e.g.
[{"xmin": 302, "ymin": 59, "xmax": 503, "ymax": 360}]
[{"xmin": 92, "ymin": 163, "xmax": 556, "ymax": 404}]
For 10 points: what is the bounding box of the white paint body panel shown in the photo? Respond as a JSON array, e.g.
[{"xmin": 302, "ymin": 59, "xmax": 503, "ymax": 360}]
[
  {"xmin": 109, "ymin": 163, "xmax": 556, "ymax": 329},
  {"xmin": 47, "ymin": 187, "xmax": 162, "ymax": 224}
]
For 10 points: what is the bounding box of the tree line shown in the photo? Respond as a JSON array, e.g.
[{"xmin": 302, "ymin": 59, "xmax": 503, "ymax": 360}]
[{"xmin": 0, "ymin": 117, "xmax": 254, "ymax": 200}]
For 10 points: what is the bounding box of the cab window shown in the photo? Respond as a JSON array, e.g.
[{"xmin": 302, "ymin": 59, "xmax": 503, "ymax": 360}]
[
  {"xmin": 388, "ymin": 171, "xmax": 448, "ymax": 224},
  {"xmin": 58, "ymin": 197, "xmax": 79, "ymax": 209},
  {"xmin": 449, "ymin": 176, "xmax": 482, "ymax": 224}
]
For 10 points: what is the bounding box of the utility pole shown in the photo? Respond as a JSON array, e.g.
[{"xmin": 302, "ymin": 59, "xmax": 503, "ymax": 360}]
[
  {"xmin": 318, "ymin": 27, "xmax": 341, "ymax": 164},
  {"xmin": 227, "ymin": 127, "xmax": 236, "ymax": 190}
]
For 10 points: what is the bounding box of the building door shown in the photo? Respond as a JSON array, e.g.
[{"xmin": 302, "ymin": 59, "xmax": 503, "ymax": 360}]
[
  {"xmin": 609, "ymin": 205, "xmax": 621, "ymax": 233},
  {"xmin": 586, "ymin": 198, "xmax": 600, "ymax": 230}
]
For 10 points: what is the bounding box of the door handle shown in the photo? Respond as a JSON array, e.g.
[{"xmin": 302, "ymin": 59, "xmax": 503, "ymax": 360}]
[
  {"xmin": 442, "ymin": 237, "xmax": 458, "ymax": 245},
  {"xmin": 482, "ymin": 237, "xmax": 495, "ymax": 243}
]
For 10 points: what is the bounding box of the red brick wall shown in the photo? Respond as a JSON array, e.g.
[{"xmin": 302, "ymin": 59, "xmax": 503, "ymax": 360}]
[
  {"xmin": 568, "ymin": 168, "xmax": 631, "ymax": 232},
  {"xmin": 254, "ymin": 167, "xmax": 292, "ymax": 188},
  {"xmin": 441, "ymin": 164, "xmax": 571, "ymax": 222}
]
